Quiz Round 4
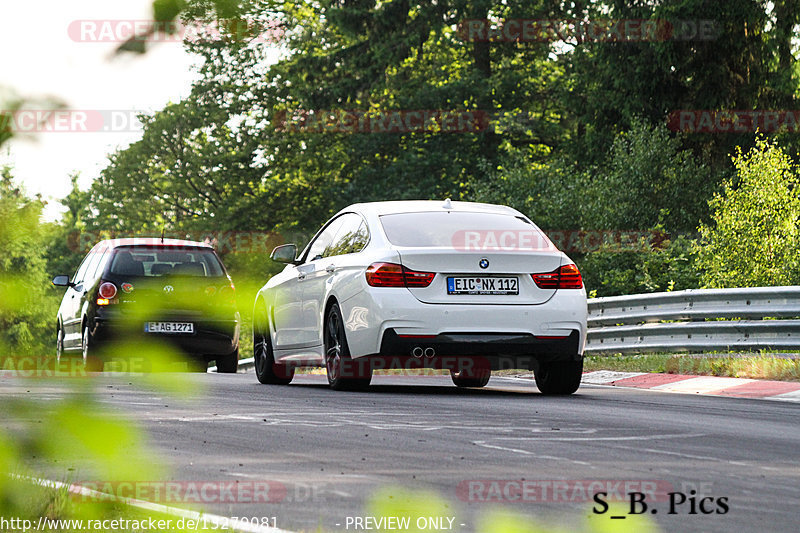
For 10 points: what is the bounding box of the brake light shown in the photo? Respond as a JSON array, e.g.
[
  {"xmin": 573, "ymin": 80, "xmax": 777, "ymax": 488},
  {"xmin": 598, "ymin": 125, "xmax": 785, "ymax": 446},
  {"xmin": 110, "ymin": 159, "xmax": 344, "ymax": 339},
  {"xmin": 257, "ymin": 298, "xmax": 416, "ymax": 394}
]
[
  {"xmin": 532, "ymin": 264, "xmax": 583, "ymax": 289},
  {"xmin": 98, "ymin": 282, "xmax": 117, "ymax": 299},
  {"xmin": 365, "ymin": 263, "xmax": 435, "ymax": 288}
]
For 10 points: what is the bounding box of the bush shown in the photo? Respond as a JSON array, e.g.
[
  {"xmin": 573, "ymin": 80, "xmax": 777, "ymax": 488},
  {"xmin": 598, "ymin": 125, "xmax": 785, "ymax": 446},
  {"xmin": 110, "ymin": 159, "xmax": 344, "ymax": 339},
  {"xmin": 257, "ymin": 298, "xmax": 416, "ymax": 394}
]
[
  {"xmin": 578, "ymin": 232, "xmax": 700, "ymax": 297},
  {"xmin": 470, "ymin": 150, "xmax": 589, "ymax": 231},
  {"xmin": 582, "ymin": 118, "xmax": 717, "ymax": 234},
  {"xmin": 696, "ymin": 138, "xmax": 800, "ymax": 287},
  {"xmin": 0, "ymin": 168, "xmax": 59, "ymax": 356}
]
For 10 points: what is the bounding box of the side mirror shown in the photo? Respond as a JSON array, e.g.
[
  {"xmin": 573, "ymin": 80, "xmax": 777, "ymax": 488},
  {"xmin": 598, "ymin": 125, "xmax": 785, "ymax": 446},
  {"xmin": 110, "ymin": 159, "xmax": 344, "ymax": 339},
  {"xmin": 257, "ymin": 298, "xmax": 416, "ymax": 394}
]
[
  {"xmin": 270, "ymin": 244, "xmax": 298, "ymax": 264},
  {"xmin": 52, "ymin": 275, "xmax": 73, "ymax": 287}
]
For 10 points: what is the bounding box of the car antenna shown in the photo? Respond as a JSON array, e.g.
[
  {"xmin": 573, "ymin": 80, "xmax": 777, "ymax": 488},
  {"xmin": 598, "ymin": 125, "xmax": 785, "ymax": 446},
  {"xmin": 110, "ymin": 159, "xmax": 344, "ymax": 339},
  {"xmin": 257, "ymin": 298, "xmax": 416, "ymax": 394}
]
[{"xmin": 160, "ymin": 222, "xmax": 165, "ymax": 243}]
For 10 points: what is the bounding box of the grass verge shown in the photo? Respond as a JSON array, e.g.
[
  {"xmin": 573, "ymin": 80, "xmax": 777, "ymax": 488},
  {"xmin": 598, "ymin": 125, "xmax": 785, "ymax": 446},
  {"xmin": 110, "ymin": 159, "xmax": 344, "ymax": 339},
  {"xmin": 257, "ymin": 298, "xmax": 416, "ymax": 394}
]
[{"xmin": 584, "ymin": 353, "xmax": 800, "ymax": 381}]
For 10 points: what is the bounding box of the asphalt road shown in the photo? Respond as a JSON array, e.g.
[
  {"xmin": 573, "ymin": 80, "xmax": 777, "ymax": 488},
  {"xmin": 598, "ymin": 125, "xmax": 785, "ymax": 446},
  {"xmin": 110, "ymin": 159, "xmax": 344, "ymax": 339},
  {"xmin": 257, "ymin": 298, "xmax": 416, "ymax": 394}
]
[{"xmin": 3, "ymin": 372, "xmax": 799, "ymax": 533}]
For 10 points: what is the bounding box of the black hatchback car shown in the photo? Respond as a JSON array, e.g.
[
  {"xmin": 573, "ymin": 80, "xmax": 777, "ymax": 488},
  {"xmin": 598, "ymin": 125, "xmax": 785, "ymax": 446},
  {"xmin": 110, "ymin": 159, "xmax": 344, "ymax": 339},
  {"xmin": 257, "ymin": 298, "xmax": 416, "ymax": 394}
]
[{"xmin": 52, "ymin": 238, "xmax": 240, "ymax": 372}]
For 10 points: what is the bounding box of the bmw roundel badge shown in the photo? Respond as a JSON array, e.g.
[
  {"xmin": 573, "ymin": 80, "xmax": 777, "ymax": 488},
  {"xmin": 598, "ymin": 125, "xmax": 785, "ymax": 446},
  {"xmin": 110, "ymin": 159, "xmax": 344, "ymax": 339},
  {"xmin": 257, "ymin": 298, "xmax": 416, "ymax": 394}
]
[{"xmin": 479, "ymin": 258, "xmax": 489, "ymax": 269}]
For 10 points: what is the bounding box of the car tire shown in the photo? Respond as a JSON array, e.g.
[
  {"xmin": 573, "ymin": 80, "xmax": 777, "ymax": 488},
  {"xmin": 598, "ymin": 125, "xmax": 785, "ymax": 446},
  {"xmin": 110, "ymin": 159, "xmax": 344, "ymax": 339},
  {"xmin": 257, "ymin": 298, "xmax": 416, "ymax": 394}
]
[
  {"xmin": 54, "ymin": 325, "xmax": 74, "ymax": 370},
  {"xmin": 325, "ymin": 303, "xmax": 371, "ymax": 391},
  {"xmin": 254, "ymin": 306, "xmax": 294, "ymax": 385},
  {"xmin": 50, "ymin": 325, "xmax": 65, "ymax": 372},
  {"xmin": 535, "ymin": 359, "xmax": 583, "ymax": 395},
  {"xmin": 216, "ymin": 349, "xmax": 239, "ymax": 373},
  {"xmin": 56, "ymin": 325, "xmax": 81, "ymax": 366},
  {"xmin": 56, "ymin": 325, "xmax": 64, "ymax": 361},
  {"xmin": 82, "ymin": 324, "xmax": 104, "ymax": 372},
  {"xmin": 450, "ymin": 360, "xmax": 491, "ymax": 388}
]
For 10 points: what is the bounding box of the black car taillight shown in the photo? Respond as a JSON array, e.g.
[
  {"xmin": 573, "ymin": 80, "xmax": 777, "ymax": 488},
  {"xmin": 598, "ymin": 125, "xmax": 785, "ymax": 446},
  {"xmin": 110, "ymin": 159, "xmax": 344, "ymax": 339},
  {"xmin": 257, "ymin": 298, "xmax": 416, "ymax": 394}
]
[{"xmin": 97, "ymin": 282, "xmax": 118, "ymax": 306}]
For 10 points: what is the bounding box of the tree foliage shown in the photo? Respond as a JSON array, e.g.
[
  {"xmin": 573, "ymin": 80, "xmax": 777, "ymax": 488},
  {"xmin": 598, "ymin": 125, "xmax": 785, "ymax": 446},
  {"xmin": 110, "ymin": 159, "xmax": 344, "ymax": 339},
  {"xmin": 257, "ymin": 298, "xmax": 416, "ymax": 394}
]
[
  {"xmin": 696, "ymin": 138, "xmax": 800, "ymax": 287},
  {"xmin": 0, "ymin": 168, "xmax": 60, "ymax": 354},
  {"xmin": 3, "ymin": 0, "xmax": 797, "ymax": 329}
]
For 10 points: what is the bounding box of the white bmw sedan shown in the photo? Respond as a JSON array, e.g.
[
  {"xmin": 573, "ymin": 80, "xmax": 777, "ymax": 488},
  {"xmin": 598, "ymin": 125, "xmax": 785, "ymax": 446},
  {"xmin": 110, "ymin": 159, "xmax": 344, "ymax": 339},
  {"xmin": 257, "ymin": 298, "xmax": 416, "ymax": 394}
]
[{"xmin": 253, "ymin": 200, "xmax": 587, "ymax": 393}]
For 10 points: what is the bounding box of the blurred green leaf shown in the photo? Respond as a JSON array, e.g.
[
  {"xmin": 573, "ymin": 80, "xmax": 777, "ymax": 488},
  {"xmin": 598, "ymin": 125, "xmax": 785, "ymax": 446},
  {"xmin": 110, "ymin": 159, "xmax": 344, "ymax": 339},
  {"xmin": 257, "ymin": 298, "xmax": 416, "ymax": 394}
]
[
  {"xmin": 368, "ymin": 487, "xmax": 455, "ymax": 532},
  {"xmin": 40, "ymin": 400, "xmax": 161, "ymax": 481}
]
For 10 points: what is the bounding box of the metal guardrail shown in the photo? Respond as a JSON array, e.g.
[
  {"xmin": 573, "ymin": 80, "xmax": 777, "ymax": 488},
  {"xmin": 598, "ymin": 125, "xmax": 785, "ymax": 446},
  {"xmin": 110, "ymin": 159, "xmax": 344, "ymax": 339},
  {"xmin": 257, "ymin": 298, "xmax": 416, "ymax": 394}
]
[
  {"xmin": 213, "ymin": 288, "xmax": 800, "ymax": 361},
  {"xmin": 209, "ymin": 357, "xmax": 255, "ymax": 373},
  {"xmin": 586, "ymin": 286, "xmax": 800, "ymax": 354}
]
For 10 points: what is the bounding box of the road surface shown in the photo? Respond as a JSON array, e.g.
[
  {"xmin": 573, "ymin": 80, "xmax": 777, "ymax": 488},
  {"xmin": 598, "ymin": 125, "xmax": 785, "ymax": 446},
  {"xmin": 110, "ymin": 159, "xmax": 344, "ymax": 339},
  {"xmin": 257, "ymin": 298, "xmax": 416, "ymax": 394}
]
[{"xmin": 2, "ymin": 372, "xmax": 798, "ymax": 532}]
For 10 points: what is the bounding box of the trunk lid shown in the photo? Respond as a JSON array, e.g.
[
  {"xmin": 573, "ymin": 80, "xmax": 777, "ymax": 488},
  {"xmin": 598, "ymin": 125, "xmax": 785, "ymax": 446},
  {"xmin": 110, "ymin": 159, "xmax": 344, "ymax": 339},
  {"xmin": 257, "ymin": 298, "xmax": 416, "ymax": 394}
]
[{"xmin": 397, "ymin": 247, "xmax": 564, "ymax": 305}]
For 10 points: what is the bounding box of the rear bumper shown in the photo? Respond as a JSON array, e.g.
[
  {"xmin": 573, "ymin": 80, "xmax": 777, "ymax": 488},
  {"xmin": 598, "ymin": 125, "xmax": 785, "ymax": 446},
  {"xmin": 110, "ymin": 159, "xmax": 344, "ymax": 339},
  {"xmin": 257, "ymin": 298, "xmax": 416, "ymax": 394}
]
[
  {"xmin": 90, "ymin": 313, "xmax": 240, "ymax": 360},
  {"xmin": 377, "ymin": 329, "xmax": 581, "ymax": 370},
  {"xmin": 340, "ymin": 286, "xmax": 587, "ymax": 361}
]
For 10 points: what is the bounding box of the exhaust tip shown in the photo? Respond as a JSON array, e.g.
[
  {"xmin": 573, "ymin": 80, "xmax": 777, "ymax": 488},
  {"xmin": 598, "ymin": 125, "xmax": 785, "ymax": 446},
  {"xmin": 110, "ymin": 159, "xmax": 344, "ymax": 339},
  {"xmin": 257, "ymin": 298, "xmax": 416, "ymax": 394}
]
[
  {"xmin": 424, "ymin": 347, "xmax": 435, "ymax": 358},
  {"xmin": 412, "ymin": 346, "xmax": 423, "ymax": 358}
]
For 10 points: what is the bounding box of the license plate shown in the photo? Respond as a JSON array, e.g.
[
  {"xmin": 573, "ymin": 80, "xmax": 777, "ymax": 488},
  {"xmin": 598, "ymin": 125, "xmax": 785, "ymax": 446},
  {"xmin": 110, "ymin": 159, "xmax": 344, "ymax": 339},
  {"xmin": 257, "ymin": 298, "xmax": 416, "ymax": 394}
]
[
  {"xmin": 144, "ymin": 322, "xmax": 194, "ymax": 333},
  {"xmin": 447, "ymin": 276, "xmax": 518, "ymax": 295}
]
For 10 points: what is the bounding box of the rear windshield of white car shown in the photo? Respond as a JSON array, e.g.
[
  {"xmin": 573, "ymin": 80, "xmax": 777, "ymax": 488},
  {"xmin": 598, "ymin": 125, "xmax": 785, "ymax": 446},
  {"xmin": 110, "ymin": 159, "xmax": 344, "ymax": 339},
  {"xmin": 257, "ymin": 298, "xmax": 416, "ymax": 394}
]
[
  {"xmin": 379, "ymin": 212, "xmax": 555, "ymax": 251},
  {"xmin": 108, "ymin": 247, "xmax": 225, "ymax": 277}
]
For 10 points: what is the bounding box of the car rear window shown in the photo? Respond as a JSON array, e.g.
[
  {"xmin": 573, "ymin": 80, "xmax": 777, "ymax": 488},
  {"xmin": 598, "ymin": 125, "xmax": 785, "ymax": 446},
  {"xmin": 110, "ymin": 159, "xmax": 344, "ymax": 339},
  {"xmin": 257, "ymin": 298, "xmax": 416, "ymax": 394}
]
[
  {"xmin": 379, "ymin": 212, "xmax": 555, "ymax": 251},
  {"xmin": 108, "ymin": 247, "xmax": 225, "ymax": 277}
]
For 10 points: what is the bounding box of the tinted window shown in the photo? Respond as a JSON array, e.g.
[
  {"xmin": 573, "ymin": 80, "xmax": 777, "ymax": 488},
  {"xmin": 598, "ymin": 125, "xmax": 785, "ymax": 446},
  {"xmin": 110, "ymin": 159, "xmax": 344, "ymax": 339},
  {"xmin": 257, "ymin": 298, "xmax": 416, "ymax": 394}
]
[
  {"xmin": 325, "ymin": 213, "xmax": 369, "ymax": 257},
  {"xmin": 85, "ymin": 248, "xmax": 109, "ymax": 285},
  {"xmin": 379, "ymin": 212, "xmax": 554, "ymax": 250},
  {"xmin": 74, "ymin": 246, "xmax": 103, "ymax": 284},
  {"xmin": 72, "ymin": 255, "xmax": 92, "ymax": 284},
  {"xmin": 305, "ymin": 216, "xmax": 345, "ymax": 262},
  {"xmin": 94, "ymin": 248, "xmax": 112, "ymax": 279},
  {"xmin": 108, "ymin": 247, "xmax": 225, "ymax": 277}
]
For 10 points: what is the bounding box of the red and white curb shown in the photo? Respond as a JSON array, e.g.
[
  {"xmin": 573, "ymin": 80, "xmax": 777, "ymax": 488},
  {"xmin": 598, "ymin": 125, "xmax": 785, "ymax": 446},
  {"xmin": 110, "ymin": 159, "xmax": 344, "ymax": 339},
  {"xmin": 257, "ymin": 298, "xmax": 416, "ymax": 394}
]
[{"xmin": 580, "ymin": 371, "xmax": 800, "ymax": 402}]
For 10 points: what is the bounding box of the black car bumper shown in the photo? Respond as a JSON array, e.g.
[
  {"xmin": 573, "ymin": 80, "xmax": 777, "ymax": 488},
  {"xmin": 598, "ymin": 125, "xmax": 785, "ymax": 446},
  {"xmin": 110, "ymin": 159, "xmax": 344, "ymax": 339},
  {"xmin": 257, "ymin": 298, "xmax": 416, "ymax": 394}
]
[{"xmin": 89, "ymin": 313, "xmax": 240, "ymax": 361}]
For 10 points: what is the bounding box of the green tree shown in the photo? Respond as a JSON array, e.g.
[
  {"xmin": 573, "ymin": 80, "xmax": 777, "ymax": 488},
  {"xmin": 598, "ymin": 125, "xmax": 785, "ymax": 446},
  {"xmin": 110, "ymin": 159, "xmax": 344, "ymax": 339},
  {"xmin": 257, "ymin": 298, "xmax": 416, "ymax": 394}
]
[
  {"xmin": 582, "ymin": 119, "xmax": 717, "ymax": 233},
  {"xmin": 578, "ymin": 234, "xmax": 700, "ymax": 297},
  {"xmin": 561, "ymin": 0, "xmax": 798, "ymax": 168},
  {"xmin": 696, "ymin": 138, "xmax": 800, "ymax": 287},
  {"xmin": 81, "ymin": 0, "xmax": 800, "ymax": 299},
  {"xmin": 44, "ymin": 173, "xmax": 90, "ymax": 277},
  {"xmin": 0, "ymin": 167, "xmax": 59, "ymax": 355}
]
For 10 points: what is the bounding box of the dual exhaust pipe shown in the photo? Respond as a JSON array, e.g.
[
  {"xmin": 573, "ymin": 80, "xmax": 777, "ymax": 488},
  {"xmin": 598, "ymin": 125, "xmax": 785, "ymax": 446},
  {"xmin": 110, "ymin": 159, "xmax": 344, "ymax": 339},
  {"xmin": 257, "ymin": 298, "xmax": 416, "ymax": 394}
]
[{"xmin": 412, "ymin": 346, "xmax": 436, "ymax": 358}]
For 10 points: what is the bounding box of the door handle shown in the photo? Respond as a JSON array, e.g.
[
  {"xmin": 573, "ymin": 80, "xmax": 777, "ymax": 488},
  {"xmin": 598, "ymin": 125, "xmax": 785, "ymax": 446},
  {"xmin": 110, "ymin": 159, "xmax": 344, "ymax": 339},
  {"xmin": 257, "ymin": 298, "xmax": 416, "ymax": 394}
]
[{"xmin": 325, "ymin": 264, "xmax": 336, "ymax": 273}]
